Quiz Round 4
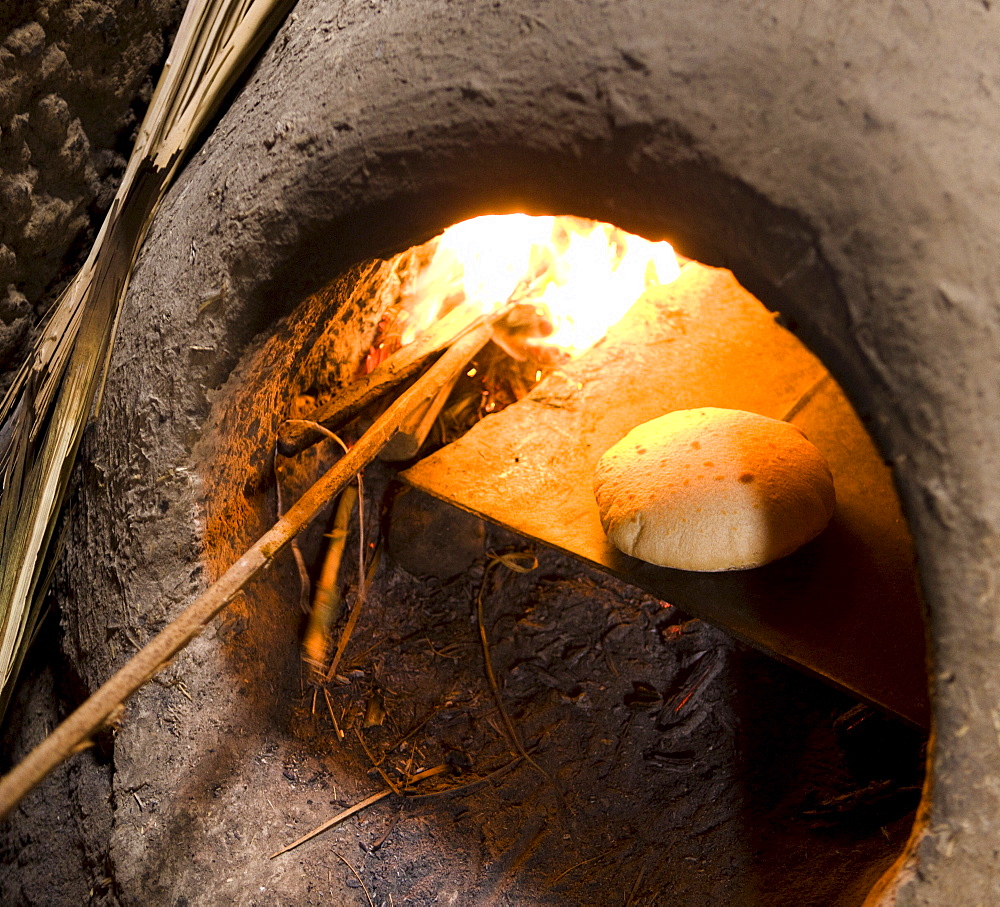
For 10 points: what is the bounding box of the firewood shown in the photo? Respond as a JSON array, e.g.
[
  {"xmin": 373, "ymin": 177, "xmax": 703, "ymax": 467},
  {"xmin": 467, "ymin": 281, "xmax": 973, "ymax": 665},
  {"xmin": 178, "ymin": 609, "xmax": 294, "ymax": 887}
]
[
  {"xmin": 277, "ymin": 301, "xmax": 484, "ymax": 457},
  {"xmin": 379, "ymin": 358, "xmax": 466, "ymax": 462}
]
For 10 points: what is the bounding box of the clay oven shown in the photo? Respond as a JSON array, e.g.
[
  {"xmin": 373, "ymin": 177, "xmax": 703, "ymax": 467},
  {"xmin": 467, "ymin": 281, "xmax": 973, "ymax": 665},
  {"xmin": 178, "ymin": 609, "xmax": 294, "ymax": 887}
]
[{"xmin": 6, "ymin": 1, "xmax": 1000, "ymax": 904}]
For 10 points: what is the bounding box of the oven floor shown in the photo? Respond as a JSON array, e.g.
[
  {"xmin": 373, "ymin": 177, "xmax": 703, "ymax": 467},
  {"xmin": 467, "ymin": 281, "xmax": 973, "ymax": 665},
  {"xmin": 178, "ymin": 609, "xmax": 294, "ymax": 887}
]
[{"xmin": 275, "ymin": 484, "xmax": 924, "ymax": 906}]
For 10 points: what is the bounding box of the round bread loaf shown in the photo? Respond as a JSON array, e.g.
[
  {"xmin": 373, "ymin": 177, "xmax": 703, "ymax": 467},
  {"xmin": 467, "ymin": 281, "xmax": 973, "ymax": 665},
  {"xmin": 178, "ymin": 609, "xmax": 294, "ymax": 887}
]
[{"xmin": 594, "ymin": 408, "xmax": 835, "ymax": 571}]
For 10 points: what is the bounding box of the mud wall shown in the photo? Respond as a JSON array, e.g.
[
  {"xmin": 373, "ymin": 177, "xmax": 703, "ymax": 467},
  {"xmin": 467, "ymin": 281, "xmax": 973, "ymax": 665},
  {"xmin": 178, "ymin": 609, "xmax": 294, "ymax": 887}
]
[
  {"xmin": 3, "ymin": 0, "xmax": 1000, "ymax": 904},
  {"xmin": 0, "ymin": 0, "xmax": 182, "ymax": 386},
  {"xmin": 0, "ymin": 3, "xmax": 183, "ymax": 903}
]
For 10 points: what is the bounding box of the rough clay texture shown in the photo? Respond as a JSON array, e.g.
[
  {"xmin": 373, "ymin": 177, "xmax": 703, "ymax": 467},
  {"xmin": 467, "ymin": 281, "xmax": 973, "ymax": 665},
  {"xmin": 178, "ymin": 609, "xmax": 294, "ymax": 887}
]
[
  {"xmin": 594, "ymin": 408, "xmax": 836, "ymax": 571},
  {"xmin": 0, "ymin": 1, "xmax": 184, "ymax": 901},
  {"xmin": 0, "ymin": 0, "xmax": 183, "ymax": 383},
  {"xmin": 2, "ymin": 0, "xmax": 999, "ymax": 903}
]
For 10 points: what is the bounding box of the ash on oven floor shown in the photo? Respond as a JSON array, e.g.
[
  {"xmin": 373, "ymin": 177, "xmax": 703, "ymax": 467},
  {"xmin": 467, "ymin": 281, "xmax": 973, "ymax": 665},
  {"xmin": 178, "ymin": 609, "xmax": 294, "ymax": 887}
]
[{"xmin": 280, "ymin": 475, "xmax": 924, "ymax": 907}]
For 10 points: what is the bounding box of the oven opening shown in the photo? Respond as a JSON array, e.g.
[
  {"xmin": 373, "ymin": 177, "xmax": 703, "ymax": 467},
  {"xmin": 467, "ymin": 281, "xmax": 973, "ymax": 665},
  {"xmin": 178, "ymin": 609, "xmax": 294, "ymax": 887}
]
[{"xmin": 201, "ymin": 213, "xmax": 927, "ymax": 903}]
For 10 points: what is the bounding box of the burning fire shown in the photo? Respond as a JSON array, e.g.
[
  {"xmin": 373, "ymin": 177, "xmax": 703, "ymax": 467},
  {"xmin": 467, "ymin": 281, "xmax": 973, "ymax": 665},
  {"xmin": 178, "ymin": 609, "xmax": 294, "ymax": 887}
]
[
  {"xmin": 401, "ymin": 214, "xmax": 680, "ymax": 353},
  {"xmin": 361, "ymin": 214, "xmax": 681, "ymax": 437}
]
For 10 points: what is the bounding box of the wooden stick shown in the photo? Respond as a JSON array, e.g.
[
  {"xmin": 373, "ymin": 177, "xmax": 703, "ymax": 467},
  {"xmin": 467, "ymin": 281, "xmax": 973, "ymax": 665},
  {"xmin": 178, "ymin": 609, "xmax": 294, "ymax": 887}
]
[
  {"xmin": 378, "ymin": 350, "xmax": 468, "ymax": 462},
  {"xmin": 273, "ymin": 448, "xmax": 312, "ymax": 614},
  {"xmin": 323, "ymin": 545, "xmax": 380, "ymax": 684},
  {"xmin": 277, "ymin": 301, "xmax": 483, "ymax": 457},
  {"xmin": 331, "ymin": 850, "xmax": 374, "ymax": 907},
  {"xmin": 475, "ymin": 550, "xmax": 570, "ymax": 814},
  {"xmin": 302, "ymin": 484, "xmax": 357, "ymax": 672},
  {"xmin": 0, "ymin": 320, "xmax": 496, "ymax": 822}
]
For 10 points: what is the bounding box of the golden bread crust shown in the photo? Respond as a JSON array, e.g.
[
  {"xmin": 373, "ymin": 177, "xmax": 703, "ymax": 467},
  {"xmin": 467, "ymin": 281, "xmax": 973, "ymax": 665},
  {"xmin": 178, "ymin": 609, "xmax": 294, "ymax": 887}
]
[{"xmin": 594, "ymin": 408, "xmax": 836, "ymax": 571}]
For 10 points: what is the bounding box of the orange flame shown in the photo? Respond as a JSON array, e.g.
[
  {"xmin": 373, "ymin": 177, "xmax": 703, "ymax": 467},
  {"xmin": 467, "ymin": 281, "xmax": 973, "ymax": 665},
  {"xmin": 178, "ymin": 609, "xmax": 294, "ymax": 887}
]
[{"xmin": 403, "ymin": 214, "xmax": 680, "ymax": 354}]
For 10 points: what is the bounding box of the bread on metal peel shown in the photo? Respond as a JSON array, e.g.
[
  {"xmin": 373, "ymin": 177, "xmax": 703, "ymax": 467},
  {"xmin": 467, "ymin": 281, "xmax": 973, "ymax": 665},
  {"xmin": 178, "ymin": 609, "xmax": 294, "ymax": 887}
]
[{"xmin": 594, "ymin": 408, "xmax": 836, "ymax": 571}]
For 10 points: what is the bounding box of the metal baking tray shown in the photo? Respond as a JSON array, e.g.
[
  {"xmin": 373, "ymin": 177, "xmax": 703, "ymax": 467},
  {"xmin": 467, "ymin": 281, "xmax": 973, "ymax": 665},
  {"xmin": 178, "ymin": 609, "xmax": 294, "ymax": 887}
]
[{"xmin": 404, "ymin": 263, "xmax": 929, "ymax": 727}]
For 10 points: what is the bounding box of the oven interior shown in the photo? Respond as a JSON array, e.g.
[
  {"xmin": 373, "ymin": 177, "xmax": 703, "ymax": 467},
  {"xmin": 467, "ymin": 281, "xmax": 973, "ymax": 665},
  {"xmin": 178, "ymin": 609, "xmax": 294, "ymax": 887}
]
[{"xmin": 194, "ymin": 213, "xmax": 928, "ymax": 904}]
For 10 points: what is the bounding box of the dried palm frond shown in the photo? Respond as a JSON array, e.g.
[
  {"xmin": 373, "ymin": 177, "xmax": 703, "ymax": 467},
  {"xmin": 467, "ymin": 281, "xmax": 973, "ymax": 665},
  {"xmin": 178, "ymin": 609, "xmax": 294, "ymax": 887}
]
[{"xmin": 0, "ymin": 0, "xmax": 296, "ymax": 722}]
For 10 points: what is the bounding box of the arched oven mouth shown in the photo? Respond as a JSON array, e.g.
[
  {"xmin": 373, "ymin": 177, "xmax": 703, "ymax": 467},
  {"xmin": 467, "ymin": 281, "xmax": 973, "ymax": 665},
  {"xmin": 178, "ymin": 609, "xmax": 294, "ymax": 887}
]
[{"xmin": 188, "ymin": 211, "xmax": 928, "ymax": 902}]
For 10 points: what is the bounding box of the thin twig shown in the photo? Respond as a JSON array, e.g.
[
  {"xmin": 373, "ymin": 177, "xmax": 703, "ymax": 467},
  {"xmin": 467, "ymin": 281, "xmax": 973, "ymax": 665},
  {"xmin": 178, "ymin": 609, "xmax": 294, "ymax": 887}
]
[
  {"xmin": 322, "ymin": 686, "xmax": 343, "ymax": 740},
  {"xmin": 355, "ymin": 728, "xmax": 402, "ymax": 796},
  {"xmin": 551, "ymin": 848, "xmax": 616, "ymax": 885},
  {"xmin": 293, "ymin": 424, "xmax": 367, "ymax": 681},
  {"xmin": 284, "ymin": 421, "xmax": 377, "ymax": 685},
  {"xmin": 0, "ymin": 320, "xmax": 497, "ymax": 821},
  {"xmin": 404, "ymin": 764, "xmax": 448, "ymax": 785},
  {"xmin": 270, "ymin": 765, "xmax": 449, "ymax": 858},
  {"xmin": 362, "ymin": 814, "xmax": 399, "ymax": 853},
  {"xmin": 273, "ymin": 444, "xmax": 311, "ymax": 614},
  {"xmin": 324, "ymin": 584, "xmax": 369, "ymax": 684},
  {"xmin": 332, "ymin": 851, "xmax": 374, "ymax": 907},
  {"xmin": 625, "ymin": 866, "xmax": 647, "ymax": 907},
  {"xmin": 324, "ymin": 545, "xmax": 381, "ymax": 683},
  {"xmin": 302, "ymin": 485, "xmax": 357, "ymax": 671},
  {"xmin": 403, "ymin": 755, "xmax": 524, "ymax": 800},
  {"xmin": 384, "ymin": 708, "xmax": 439, "ymax": 755},
  {"xmin": 269, "ymin": 789, "xmax": 392, "ymax": 858},
  {"xmin": 353, "ymin": 726, "xmax": 386, "ymax": 767}
]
